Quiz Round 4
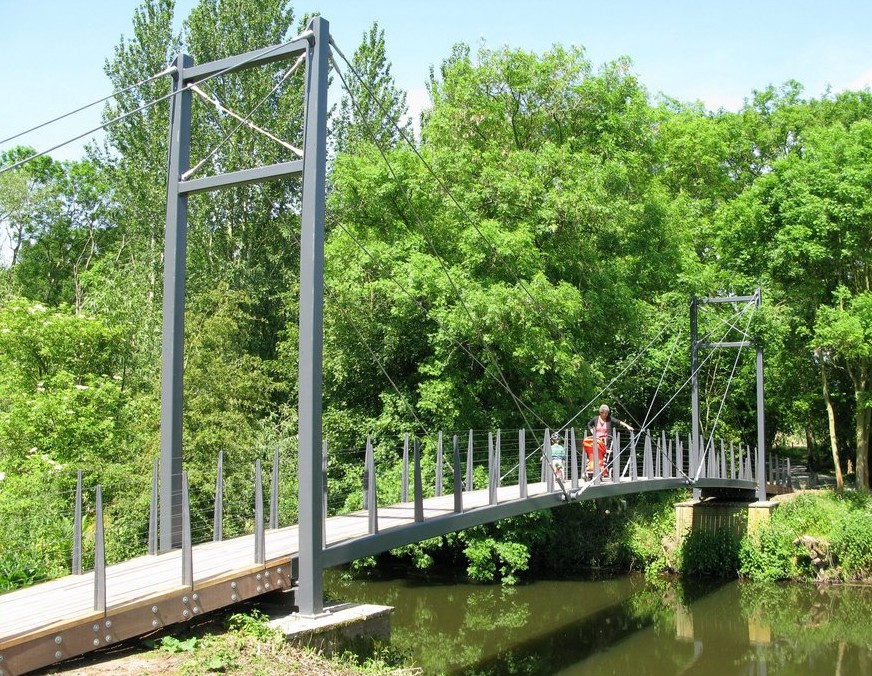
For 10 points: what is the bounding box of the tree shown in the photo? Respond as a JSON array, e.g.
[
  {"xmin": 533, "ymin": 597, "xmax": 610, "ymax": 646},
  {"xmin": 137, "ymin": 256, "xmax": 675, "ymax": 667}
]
[
  {"xmin": 332, "ymin": 21, "xmax": 411, "ymax": 154},
  {"xmin": 718, "ymin": 119, "xmax": 872, "ymax": 490}
]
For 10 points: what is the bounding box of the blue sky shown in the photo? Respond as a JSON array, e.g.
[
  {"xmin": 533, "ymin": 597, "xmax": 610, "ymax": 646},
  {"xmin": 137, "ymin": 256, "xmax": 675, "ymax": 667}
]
[{"xmin": 2, "ymin": 0, "xmax": 871, "ymax": 162}]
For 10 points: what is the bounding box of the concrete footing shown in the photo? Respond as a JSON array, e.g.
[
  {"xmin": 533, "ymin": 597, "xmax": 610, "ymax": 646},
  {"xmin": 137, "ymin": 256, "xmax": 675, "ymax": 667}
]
[
  {"xmin": 266, "ymin": 601, "xmax": 394, "ymax": 656},
  {"xmin": 676, "ymin": 499, "xmax": 778, "ymax": 539}
]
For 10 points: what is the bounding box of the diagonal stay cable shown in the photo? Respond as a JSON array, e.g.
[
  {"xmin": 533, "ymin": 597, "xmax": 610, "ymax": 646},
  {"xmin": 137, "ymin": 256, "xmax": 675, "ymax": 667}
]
[
  {"xmin": 330, "ymin": 41, "xmax": 578, "ymax": 359},
  {"xmin": 503, "ymin": 302, "xmax": 686, "ymax": 482},
  {"xmin": 640, "ymin": 323, "xmax": 684, "ymax": 431},
  {"xmin": 330, "ymin": 39, "xmax": 682, "ymax": 441},
  {"xmin": 0, "ymin": 65, "xmax": 177, "ymax": 146},
  {"xmin": 331, "ymin": 53, "xmax": 543, "ymax": 428},
  {"xmin": 1, "ymin": 30, "xmax": 313, "ymax": 175},
  {"xmin": 332, "ymin": 220, "xmax": 546, "ymax": 428},
  {"xmin": 330, "ymin": 48, "xmax": 572, "ymax": 490},
  {"xmin": 638, "ymin": 301, "xmax": 752, "ymax": 433}
]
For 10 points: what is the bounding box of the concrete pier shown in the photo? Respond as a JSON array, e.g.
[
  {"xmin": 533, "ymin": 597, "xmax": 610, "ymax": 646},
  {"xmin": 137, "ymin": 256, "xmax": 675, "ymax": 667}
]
[
  {"xmin": 267, "ymin": 600, "xmax": 394, "ymax": 655},
  {"xmin": 676, "ymin": 499, "xmax": 778, "ymax": 539}
]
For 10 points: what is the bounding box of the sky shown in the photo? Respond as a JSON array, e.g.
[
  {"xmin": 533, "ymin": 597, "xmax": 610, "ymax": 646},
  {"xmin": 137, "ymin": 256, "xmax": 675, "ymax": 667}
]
[{"xmin": 2, "ymin": 0, "xmax": 872, "ymax": 162}]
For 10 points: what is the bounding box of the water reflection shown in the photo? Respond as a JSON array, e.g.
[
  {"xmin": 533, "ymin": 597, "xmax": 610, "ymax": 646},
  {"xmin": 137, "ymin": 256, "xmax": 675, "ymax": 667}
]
[{"xmin": 326, "ymin": 570, "xmax": 872, "ymax": 675}]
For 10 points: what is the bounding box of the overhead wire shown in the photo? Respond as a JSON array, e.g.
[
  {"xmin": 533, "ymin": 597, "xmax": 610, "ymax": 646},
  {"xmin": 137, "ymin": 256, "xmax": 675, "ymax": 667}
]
[
  {"xmin": 329, "ymin": 48, "xmax": 545, "ymax": 434},
  {"xmin": 0, "ymin": 65, "xmax": 177, "ymax": 147},
  {"xmin": 330, "ymin": 43, "xmax": 571, "ymax": 491},
  {"xmin": 0, "ymin": 29, "xmax": 314, "ymax": 176}
]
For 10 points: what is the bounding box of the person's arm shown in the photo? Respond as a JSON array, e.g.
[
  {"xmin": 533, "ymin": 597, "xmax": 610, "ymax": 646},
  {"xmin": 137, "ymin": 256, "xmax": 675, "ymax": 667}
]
[{"xmin": 614, "ymin": 417, "xmax": 634, "ymax": 433}]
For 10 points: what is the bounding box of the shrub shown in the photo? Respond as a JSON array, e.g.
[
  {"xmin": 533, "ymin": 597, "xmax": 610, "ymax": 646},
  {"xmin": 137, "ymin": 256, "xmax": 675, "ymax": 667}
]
[{"xmin": 680, "ymin": 528, "xmax": 741, "ymax": 577}]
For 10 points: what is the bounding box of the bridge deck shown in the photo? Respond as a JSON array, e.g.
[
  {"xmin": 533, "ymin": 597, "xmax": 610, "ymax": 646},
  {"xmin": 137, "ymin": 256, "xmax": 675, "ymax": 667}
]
[{"xmin": 0, "ymin": 474, "xmax": 736, "ymax": 675}]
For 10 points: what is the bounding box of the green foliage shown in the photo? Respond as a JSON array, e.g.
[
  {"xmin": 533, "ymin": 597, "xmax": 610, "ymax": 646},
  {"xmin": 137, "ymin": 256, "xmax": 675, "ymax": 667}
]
[
  {"xmin": 680, "ymin": 528, "xmax": 741, "ymax": 577},
  {"xmin": 831, "ymin": 505, "xmax": 872, "ymax": 579}
]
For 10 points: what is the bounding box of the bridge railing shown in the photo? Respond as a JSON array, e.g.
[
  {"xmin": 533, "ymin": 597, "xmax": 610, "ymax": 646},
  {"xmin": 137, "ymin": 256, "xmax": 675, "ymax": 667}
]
[{"xmin": 1, "ymin": 428, "xmax": 794, "ymax": 596}]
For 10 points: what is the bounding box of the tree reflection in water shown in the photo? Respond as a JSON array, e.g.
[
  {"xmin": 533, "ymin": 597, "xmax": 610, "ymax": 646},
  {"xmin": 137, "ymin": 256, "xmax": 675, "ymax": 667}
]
[{"xmin": 326, "ymin": 569, "xmax": 872, "ymax": 675}]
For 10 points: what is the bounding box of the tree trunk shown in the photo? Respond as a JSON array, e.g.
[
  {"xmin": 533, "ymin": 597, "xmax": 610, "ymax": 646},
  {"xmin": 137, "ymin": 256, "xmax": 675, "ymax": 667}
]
[
  {"xmin": 849, "ymin": 361, "xmax": 869, "ymax": 492},
  {"xmin": 856, "ymin": 397, "xmax": 870, "ymax": 492},
  {"xmin": 821, "ymin": 363, "xmax": 845, "ymax": 490}
]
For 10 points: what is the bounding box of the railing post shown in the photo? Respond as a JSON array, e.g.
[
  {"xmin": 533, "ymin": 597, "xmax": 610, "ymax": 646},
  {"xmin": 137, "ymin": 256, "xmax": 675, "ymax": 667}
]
[
  {"xmin": 322, "ymin": 440, "xmax": 328, "ymax": 548},
  {"xmin": 453, "ymin": 434, "xmax": 463, "ymax": 513},
  {"xmin": 612, "ymin": 432, "xmax": 621, "ymax": 483},
  {"xmin": 570, "ymin": 427, "xmax": 579, "ymax": 490},
  {"xmin": 466, "ymin": 430, "xmax": 474, "ymax": 492},
  {"xmin": 213, "ymin": 451, "xmax": 224, "ymax": 542},
  {"xmin": 413, "ymin": 439, "xmax": 424, "ymax": 522},
  {"xmin": 366, "ymin": 436, "xmax": 378, "ymax": 534},
  {"xmin": 643, "ymin": 433, "xmax": 653, "ymax": 479},
  {"xmin": 401, "ymin": 433, "xmax": 409, "ymax": 503},
  {"xmin": 665, "ymin": 437, "xmax": 672, "ymax": 479},
  {"xmin": 544, "ymin": 428, "xmax": 554, "ymax": 491},
  {"xmin": 149, "ymin": 459, "xmax": 159, "ymax": 554},
  {"xmin": 270, "ymin": 446, "xmax": 280, "ymax": 529},
  {"xmin": 435, "ymin": 431, "xmax": 443, "ymax": 497},
  {"xmin": 255, "ymin": 460, "xmax": 264, "ymax": 565},
  {"xmin": 94, "ymin": 485, "xmax": 106, "ymax": 613},
  {"xmin": 519, "ymin": 428, "xmax": 528, "ymax": 498},
  {"xmin": 182, "ymin": 470, "xmax": 193, "ymax": 586},
  {"xmin": 488, "ymin": 432, "xmax": 498, "ymax": 504},
  {"xmin": 73, "ymin": 469, "xmax": 83, "ymax": 574},
  {"xmin": 630, "ymin": 432, "xmax": 638, "ymax": 482}
]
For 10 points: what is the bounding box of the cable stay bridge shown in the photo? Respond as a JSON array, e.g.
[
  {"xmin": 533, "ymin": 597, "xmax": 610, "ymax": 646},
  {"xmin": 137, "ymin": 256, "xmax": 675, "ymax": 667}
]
[{"xmin": 0, "ymin": 16, "xmax": 793, "ymax": 676}]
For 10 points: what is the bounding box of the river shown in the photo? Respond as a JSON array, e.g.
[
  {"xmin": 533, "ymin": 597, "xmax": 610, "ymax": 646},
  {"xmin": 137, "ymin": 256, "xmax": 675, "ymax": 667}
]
[{"xmin": 327, "ymin": 569, "xmax": 872, "ymax": 675}]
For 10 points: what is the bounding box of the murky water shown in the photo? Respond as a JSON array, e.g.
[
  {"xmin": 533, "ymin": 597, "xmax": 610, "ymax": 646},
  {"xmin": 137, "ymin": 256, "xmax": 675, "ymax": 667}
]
[{"xmin": 326, "ymin": 570, "xmax": 872, "ymax": 675}]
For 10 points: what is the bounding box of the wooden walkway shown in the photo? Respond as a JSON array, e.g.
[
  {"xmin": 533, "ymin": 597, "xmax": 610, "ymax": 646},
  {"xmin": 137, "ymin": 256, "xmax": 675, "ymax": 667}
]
[{"xmin": 0, "ymin": 472, "xmax": 758, "ymax": 675}]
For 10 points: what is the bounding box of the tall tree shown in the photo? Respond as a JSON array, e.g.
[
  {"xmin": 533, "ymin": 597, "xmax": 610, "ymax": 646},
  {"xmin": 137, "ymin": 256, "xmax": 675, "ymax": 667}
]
[{"xmin": 332, "ymin": 21, "xmax": 411, "ymax": 154}]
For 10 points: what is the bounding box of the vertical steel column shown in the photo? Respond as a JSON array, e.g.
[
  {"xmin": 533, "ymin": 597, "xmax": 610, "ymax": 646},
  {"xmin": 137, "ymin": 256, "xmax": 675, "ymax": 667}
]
[
  {"xmin": 755, "ymin": 289, "xmax": 767, "ymax": 502},
  {"xmin": 160, "ymin": 53, "xmax": 194, "ymax": 552},
  {"xmin": 296, "ymin": 16, "xmax": 330, "ymax": 618},
  {"xmin": 690, "ymin": 297, "xmax": 701, "ymax": 500}
]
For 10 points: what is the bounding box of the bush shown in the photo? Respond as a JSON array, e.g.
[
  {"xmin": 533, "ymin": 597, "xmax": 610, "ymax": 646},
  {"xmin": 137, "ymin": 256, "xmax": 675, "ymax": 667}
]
[
  {"xmin": 831, "ymin": 509, "xmax": 872, "ymax": 580},
  {"xmin": 680, "ymin": 528, "xmax": 741, "ymax": 577}
]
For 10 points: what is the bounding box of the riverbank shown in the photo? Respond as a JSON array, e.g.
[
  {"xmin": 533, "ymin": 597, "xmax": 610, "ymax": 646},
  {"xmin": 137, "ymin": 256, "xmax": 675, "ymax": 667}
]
[{"xmin": 35, "ymin": 606, "xmax": 419, "ymax": 676}]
